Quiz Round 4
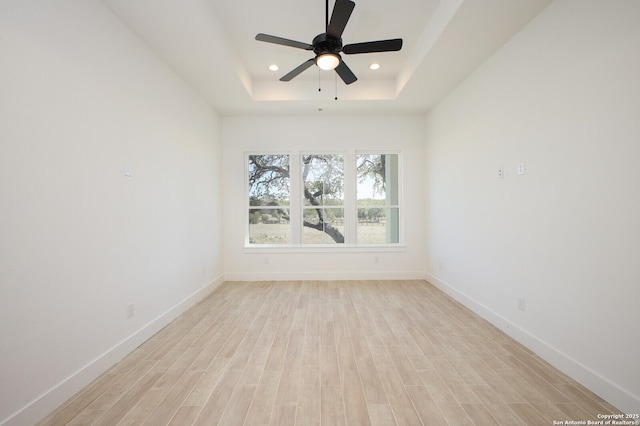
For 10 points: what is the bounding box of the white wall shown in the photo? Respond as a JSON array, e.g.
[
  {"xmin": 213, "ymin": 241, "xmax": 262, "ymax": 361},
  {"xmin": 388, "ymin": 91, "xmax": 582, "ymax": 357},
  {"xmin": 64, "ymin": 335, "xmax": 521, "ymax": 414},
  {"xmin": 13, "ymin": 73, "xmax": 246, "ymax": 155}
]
[
  {"xmin": 0, "ymin": 1, "xmax": 223, "ymax": 424},
  {"xmin": 222, "ymin": 115, "xmax": 426, "ymax": 280},
  {"xmin": 424, "ymin": 0, "xmax": 640, "ymax": 413}
]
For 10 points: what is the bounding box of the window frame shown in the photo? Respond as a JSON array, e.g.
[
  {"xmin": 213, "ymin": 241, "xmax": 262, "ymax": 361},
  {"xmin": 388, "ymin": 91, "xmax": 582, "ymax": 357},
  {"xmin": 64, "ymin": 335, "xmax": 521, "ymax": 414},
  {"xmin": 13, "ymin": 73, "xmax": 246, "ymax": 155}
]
[
  {"xmin": 246, "ymin": 153, "xmax": 292, "ymax": 246},
  {"xmin": 300, "ymin": 152, "xmax": 347, "ymax": 245},
  {"xmin": 245, "ymin": 150, "xmax": 404, "ymax": 252},
  {"xmin": 355, "ymin": 152, "xmax": 401, "ymax": 245}
]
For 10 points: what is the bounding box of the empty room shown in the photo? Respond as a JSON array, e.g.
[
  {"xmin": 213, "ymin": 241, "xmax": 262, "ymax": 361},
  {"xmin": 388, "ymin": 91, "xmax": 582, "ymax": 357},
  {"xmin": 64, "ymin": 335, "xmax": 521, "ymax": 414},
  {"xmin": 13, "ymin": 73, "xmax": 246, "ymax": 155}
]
[{"xmin": 1, "ymin": 0, "xmax": 639, "ymax": 425}]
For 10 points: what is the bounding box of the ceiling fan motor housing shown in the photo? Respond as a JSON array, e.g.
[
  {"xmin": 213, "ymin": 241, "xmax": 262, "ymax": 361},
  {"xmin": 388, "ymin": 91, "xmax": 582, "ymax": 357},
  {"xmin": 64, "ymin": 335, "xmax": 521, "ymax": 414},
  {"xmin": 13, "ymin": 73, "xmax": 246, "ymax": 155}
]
[{"xmin": 312, "ymin": 33, "xmax": 343, "ymax": 56}]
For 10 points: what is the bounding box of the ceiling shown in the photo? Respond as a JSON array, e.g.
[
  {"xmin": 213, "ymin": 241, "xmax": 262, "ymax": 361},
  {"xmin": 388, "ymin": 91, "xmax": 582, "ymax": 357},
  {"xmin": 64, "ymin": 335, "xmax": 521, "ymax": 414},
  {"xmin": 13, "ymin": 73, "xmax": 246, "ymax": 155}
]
[{"xmin": 99, "ymin": 0, "xmax": 553, "ymax": 116}]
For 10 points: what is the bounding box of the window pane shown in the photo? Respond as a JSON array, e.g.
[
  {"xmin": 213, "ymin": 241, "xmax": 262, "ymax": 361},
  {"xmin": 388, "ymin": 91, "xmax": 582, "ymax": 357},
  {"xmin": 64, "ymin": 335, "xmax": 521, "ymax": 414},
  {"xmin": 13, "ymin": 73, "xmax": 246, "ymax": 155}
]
[
  {"xmin": 249, "ymin": 154, "xmax": 290, "ymax": 205},
  {"xmin": 356, "ymin": 154, "xmax": 399, "ymax": 244},
  {"xmin": 248, "ymin": 154, "xmax": 290, "ymax": 246},
  {"xmin": 356, "ymin": 154, "xmax": 398, "ymax": 206},
  {"xmin": 302, "ymin": 154, "xmax": 344, "ymax": 206},
  {"xmin": 357, "ymin": 208, "xmax": 399, "ymax": 244},
  {"xmin": 303, "ymin": 208, "xmax": 345, "ymax": 244},
  {"xmin": 249, "ymin": 208, "xmax": 290, "ymax": 244}
]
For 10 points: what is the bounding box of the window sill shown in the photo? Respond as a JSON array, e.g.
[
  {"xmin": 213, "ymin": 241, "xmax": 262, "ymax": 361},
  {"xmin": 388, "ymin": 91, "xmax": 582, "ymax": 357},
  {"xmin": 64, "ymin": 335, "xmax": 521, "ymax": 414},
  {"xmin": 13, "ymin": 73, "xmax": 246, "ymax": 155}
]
[{"xmin": 243, "ymin": 244, "xmax": 406, "ymax": 254}]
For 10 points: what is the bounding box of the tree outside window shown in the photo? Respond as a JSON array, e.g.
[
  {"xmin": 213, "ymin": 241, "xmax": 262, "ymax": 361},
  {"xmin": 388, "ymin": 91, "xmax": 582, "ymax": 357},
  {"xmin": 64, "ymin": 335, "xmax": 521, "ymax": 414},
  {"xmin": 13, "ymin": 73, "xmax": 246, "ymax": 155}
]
[
  {"xmin": 301, "ymin": 154, "xmax": 345, "ymax": 244},
  {"xmin": 247, "ymin": 151, "xmax": 400, "ymax": 246},
  {"xmin": 356, "ymin": 153, "xmax": 400, "ymax": 244},
  {"xmin": 248, "ymin": 154, "xmax": 290, "ymax": 244}
]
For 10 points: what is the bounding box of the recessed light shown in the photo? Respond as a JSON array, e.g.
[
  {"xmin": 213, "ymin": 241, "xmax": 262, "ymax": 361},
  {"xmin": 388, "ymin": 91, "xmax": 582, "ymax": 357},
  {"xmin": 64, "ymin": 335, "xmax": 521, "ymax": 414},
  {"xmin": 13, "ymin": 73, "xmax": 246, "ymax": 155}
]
[
  {"xmin": 269, "ymin": 64, "xmax": 279, "ymax": 71},
  {"xmin": 370, "ymin": 63, "xmax": 380, "ymax": 70}
]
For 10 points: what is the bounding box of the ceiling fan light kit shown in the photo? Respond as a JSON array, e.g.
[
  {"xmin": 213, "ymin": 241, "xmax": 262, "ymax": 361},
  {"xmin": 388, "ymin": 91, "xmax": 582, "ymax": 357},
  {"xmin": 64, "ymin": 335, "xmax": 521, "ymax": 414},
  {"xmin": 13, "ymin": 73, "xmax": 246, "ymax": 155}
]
[
  {"xmin": 255, "ymin": 0, "xmax": 402, "ymax": 85},
  {"xmin": 316, "ymin": 53, "xmax": 340, "ymax": 71}
]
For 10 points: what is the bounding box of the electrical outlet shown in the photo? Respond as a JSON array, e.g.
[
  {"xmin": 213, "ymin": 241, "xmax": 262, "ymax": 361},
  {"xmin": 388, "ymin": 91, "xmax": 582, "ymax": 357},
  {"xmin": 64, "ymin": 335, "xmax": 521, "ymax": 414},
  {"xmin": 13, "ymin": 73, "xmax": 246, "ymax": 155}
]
[
  {"xmin": 498, "ymin": 167, "xmax": 504, "ymax": 178},
  {"xmin": 126, "ymin": 303, "xmax": 134, "ymax": 318},
  {"xmin": 517, "ymin": 162, "xmax": 525, "ymax": 175}
]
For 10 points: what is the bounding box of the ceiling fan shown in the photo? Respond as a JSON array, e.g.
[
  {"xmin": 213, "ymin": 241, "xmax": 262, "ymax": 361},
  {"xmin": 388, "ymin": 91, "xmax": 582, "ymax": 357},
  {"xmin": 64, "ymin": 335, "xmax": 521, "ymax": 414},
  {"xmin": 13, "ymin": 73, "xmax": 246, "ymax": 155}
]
[{"xmin": 255, "ymin": 0, "xmax": 403, "ymax": 85}]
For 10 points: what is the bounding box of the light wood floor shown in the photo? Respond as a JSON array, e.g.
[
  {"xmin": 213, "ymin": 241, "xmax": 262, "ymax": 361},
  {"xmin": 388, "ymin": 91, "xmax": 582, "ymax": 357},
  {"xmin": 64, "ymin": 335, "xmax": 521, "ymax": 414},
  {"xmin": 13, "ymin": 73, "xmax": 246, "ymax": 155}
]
[{"xmin": 39, "ymin": 280, "xmax": 621, "ymax": 425}]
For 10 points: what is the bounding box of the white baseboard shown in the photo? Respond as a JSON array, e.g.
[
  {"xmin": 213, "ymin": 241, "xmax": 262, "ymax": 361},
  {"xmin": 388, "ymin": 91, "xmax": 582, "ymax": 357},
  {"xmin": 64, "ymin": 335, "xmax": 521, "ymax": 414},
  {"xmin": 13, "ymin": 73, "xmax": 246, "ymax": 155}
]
[
  {"xmin": 425, "ymin": 272, "xmax": 640, "ymax": 414},
  {"xmin": 2, "ymin": 275, "xmax": 224, "ymax": 426},
  {"xmin": 224, "ymin": 270, "xmax": 427, "ymax": 281}
]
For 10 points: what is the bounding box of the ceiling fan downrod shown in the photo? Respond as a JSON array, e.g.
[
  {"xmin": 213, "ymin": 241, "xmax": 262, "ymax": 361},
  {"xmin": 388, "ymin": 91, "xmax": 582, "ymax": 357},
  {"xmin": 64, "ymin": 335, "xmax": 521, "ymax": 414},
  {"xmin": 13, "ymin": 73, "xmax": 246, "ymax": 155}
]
[{"xmin": 326, "ymin": 0, "xmax": 329, "ymax": 31}]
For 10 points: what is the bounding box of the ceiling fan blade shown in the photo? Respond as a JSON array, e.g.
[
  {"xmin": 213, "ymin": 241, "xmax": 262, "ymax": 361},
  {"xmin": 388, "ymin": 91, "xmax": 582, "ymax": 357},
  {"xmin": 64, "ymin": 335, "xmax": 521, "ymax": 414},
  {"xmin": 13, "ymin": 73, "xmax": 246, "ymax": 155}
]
[
  {"xmin": 280, "ymin": 58, "xmax": 316, "ymax": 81},
  {"xmin": 343, "ymin": 38, "xmax": 403, "ymax": 54},
  {"xmin": 255, "ymin": 33, "xmax": 313, "ymax": 50},
  {"xmin": 335, "ymin": 60, "xmax": 357, "ymax": 85},
  {"xmin": 327, "ymin": 0, "xmax": 355, "ymax": 39}
]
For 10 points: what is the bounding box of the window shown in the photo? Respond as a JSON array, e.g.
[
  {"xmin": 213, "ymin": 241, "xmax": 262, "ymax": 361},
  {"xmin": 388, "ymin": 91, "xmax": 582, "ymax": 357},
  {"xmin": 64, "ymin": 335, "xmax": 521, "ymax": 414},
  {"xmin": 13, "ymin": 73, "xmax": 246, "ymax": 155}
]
[
  {"xmin": 247, "ymin": 151, "xmax": 401, "ymax": 247},
  {"xmin": 356, "ymin": 153, "xmax": 399, "ymax": 244},
  {"xmin": 302, "ymin": 154, "xmax": 345, "ymax": 244},
  {"xmin": 248, "ymin": 154, "xmax": 290, "ymax": 244}
]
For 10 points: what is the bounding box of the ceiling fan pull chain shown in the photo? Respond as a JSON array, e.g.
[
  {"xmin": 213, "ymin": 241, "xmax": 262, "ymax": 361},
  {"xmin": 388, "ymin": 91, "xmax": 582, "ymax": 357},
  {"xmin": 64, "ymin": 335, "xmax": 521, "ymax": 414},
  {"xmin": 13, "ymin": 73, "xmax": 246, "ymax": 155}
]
[
  {"xmin": 319, "ymin": 69, "xmax": 322, "ymax": 92},
  {"xmin": 335, "ymin": 72, "xmax": 338, "ymax": 100}
]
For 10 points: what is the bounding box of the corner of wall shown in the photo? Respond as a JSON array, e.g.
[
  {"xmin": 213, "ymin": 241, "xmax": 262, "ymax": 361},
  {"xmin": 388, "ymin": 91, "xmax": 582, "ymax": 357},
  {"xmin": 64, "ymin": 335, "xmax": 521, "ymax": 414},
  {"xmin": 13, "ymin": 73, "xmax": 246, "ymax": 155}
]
[
  {"xmin": 425, "ymin": 272, "xmax": 640, "ymax": 414},
  {"xmin": 3, "ymin": 276, "xmax": 224, "ymax": 426}
]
